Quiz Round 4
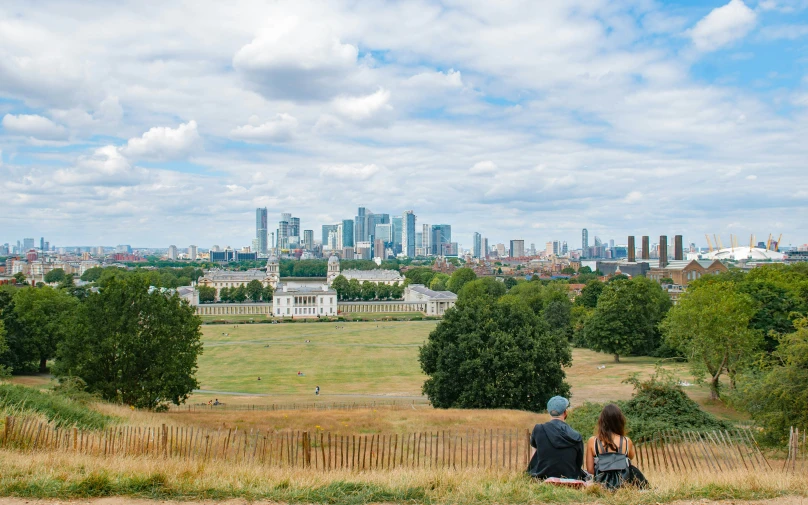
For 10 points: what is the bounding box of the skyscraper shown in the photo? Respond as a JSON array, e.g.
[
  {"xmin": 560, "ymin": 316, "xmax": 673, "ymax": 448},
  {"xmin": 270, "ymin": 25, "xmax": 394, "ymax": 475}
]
[
  {"xmin": 278, "ymin": 219, "xmax": 289, "ymax": 249},
  {"xmin": 369, "ymin": 213, "xmax": 389, "ymax": 242},
  {"xmin": 23, "ymin": 238, "xmax": 34, "ymax": 251},
  {"xmin": 473, "ymin": 232, "xmax": 482, "ymax": 258},
  {"xmin": 167, "ymin": 245, "xmax": 178, "ymax": 260},
  {"xmin": 392, "ymin": 216, "xmax": 403, "ymax": 254},
  {"xmin": 289, "ymin": 217, "xmax": 300, "ymax": 238},
  {"xmin": 431, "ymin": 225, "xmax": 451, "ymax": 256},
  {"xmin": 40, "ymin": 237, "xmax": 44, "ymax": 251},
  {"xmin": 510, "ymin": 240, "xmax": 525, "ymax": 258},
  {"xmin": 422, "ymin": 223, "xmax": 431, "ymax": 256},
  {"xmin": 562, "ymin": 241, "xmax": 568, "ymax": 255},
  {"xmin": 255, "ymin": 208, "xmax": 268, "ymax": 254},
  {"xmin": 341, "ymin": 219, "xmax": 354, "ymax": 248},
  {"xmin": 375, "ymin": 223, "xmax": 393, "ymax": 242},
  {"xmin": 303, "ymin": 230, "xmax": 314, "ymax": 251},
  {"xmin": 582, "ymin": 228, "xmax": 589, "ymax": 254},
  {"xmin": 188, "ymin": 245, "xmax": 198, "ymax": 260},
  {"xmin": 355, "ymin": 207, "xmax": 369, "ymax": 243},
  {"xmin": 402, "ymin": 211, "xmax": 416, "ymax": 257},
  {"xmin": 322, "ymin": 224, "xmax": 339, "ymax": 249}
]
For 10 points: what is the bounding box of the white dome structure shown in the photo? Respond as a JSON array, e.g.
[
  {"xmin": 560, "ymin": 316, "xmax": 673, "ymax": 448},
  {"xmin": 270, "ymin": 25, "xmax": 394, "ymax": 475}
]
[{"xmin": 704, "ymin": 247, "xmax": 785, "ymax": 261}]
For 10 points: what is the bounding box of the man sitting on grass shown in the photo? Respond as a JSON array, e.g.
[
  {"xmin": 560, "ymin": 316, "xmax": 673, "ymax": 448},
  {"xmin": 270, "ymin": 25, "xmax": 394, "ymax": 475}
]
[{"xmin": 528, "ymin": 396, "xmax": 587, "ymax": 481}]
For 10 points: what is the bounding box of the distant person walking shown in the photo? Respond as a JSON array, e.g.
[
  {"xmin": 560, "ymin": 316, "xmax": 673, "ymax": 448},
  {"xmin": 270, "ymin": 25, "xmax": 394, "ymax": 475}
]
[{"xmin": 315, "ymin": 386, "xmax": 320, "ymax": 396}]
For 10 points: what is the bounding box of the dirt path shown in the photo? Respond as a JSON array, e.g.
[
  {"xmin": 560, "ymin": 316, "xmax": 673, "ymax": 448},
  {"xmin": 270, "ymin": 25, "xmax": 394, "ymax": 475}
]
[{"xmin": 0, "ymin": 498, "xmax": 805, "ymax": 505}]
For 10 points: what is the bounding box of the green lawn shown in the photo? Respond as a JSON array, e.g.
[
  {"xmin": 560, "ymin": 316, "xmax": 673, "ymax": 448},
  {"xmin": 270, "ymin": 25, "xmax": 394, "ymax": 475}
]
[{"xmin": 196, "ymin": 321, "xmax": 437, "ymax": 396}]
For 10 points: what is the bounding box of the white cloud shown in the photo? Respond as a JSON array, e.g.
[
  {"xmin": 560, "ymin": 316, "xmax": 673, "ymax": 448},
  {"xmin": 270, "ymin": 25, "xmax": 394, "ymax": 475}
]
[
  {"xmin": 689, "ymin": 0, "xmax": 757, "ymax": 52},
  {"xmin": 230, "ymin": 114, "xmax": 298, "ymax": 143},
  {"xmin": 53, "ymin": 145, "xmax": 143, "ymax": 186},
  {"xmin": 319, "ymin": 163, "xmax": 381, "ymax": 180},
  {"xmin": 406, "ymin": 69, "xmax": 463, "ymax": 89},
  {"xmin": 746, "ymin": 174, "xmax": 757, "ymax": 180},
  {"xmin": 470, "ymin": 160, "xmax": 498, "ymax": 174},
  {"xmin": 624, "ymin": 191, "xmax": 644, "ymax": 203},
  {"xmin": 233, "ymin": 16, "xmax": 360, "ymax": 100},
  {"xmin": 120, "ymin": 120, "xmax": 200, "ymax": 160},
  {"xmin": 332, "ymin": 88, "xmax": 393, "ymax": 124},
  {"xmin": 2, "ymin": 113, "xmax": 68, "ymax": 140}
]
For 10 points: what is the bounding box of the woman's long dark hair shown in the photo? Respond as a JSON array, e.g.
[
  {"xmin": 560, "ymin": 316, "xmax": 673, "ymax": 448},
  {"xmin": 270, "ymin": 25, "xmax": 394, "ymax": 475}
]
[{"xmin": 596, "ymin": 403, "xmax": 627, "ymax": 452}]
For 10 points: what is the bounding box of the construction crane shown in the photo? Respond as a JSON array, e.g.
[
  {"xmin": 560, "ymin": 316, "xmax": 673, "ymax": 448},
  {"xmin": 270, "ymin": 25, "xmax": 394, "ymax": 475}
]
[
  {"xmin": 714, "ymin": 234, "xmax": 724, "ymax": 250},
  {"xmin": 776, "ymin": 234, "xmax": 783, "ymax": 252},
  {"xmin": 705, "ymin": 234, "xmax": 714, "ymax": 253},
  {"xmin": 766, "ymin": 234, "xmax": 773, "ymax": 251}
]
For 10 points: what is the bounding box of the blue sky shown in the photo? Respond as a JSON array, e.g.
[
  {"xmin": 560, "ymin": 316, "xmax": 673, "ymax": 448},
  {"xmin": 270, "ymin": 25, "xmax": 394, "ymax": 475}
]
[{"xmin": 1, "ymin": 0, "xmax": 807, "ymax": 250}]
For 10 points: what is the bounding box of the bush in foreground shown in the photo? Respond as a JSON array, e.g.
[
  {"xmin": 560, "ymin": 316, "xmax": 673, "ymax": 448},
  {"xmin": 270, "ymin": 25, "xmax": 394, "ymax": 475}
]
[{"xmin": 0, "ymin": 383, "xmax": 112, "ymax": 430}]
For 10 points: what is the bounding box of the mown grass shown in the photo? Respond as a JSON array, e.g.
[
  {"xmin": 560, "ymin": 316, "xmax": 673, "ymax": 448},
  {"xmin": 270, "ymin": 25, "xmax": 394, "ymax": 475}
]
[
  {"xmin": 0, "ymin": 449, "xmax": 805, "ymax": 504},
  {"xmin": 0, "ymin": 383, "xmax": 113, "ymax": 430}
]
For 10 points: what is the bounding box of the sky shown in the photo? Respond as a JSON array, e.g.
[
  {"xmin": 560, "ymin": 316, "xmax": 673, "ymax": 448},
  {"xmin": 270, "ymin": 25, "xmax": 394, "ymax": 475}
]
[{"xmin": 1, "ymin": 0, "xmax": 808, "ymax": 251}]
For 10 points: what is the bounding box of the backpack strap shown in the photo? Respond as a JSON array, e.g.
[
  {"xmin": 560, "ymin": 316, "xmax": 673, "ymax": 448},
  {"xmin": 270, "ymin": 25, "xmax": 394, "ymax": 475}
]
[{"xmin": 595, "ymin": 438, "xmax": 602, "ymax": 456}]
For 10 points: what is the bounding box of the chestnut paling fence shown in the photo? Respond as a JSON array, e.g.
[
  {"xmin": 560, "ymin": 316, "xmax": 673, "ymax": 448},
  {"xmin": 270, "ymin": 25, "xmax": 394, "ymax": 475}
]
[
  {"xmin": 168, "ymin": 399, "xmax": 430, "ymax": 413},
  {"xmin": 784, "ymin": 427, "xmax": 806, "ymax": 473},
  {"xmin": 0, "ymin": 416, "xmax": 784, "ymax": 473}
]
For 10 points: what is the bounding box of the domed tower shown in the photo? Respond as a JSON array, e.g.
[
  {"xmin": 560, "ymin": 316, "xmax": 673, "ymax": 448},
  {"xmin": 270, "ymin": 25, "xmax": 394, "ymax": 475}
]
[
  {"xmin": 327, "ymin": 254, "xmax": 341, "ymax": 285},
  {"xmin": 266, "ymin": 254, "xmax": 280, "ymax": 288}
]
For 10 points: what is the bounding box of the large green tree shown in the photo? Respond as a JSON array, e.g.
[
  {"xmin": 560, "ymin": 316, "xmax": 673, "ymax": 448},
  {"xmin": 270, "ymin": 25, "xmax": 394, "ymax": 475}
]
[
  {"xmin": 661, "ymin": 281, "xmax": 760, "ymax": 399},
  {"xmin": 419, "ymin": 294, "xmax": 571, "ymax": 411},
  {"xmin": 10, "ymin": 286, "xmax": 78, "ymax": 372},
  {"xmin": 583, "ymin": 277, "xmax": 671, "ymax": 362},
  {"xmin": 574, "ymin": 280, "xmax": 604, "ymax": 308},
  {"xmin": 261, "ymin": 283, "xmax": 274, "ymax": 302},
  {"xmin": 446, "ymin": 268, "xmax": 477, "ymax": 294},
  {"xmin": 44, "ymin": 268, "xmax": 67, "ymax": 284},
  {"xmin": 429, "ymin": 273, "xmax": 449, "ymax": 291},
  {"xmin": 331, "ymin": 275, "xmax": 349, "ymax": 300},
  {"xmin": 55, "ymin": 276, "xmax": 202, "ymax": 408},
  {"xmin": 197, "ymin": 285, "xmax": 216, "ymax": 303},
  {"xmin": 246, "ymin": 279, "xmax": 263, "ymax": 302}
]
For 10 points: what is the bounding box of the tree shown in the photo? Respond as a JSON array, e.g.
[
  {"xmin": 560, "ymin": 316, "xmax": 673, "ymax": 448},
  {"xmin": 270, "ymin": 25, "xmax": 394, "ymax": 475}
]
[
  {"xmin": 80, "ymin": 267, "xmax": 105, "ymax": 283},
  {"xmin": 375, "ymin": 282, "xmax": 392, "ymax": 300},
  {"xmin": 390, "ymin": 281, "xmax": 404, "ymax": 300},
  {"xmin": 261, "ymin": 284, "xmax": 274, "ymax": 302},
  {"xmin": 458, "ymin": 277, "xmax": 506, "ymax": 302},
  {"xmin": 429, "ymin": 273, "xmax": 449, "ymax": 291},
  {"xmin": 403, "ymin": 267, "xmax": 435, "ymax": 286},
  {"xmin": 419, "ymin": 293, "xmax": 571, "ymax": 411},
  {"xmin": 503, "ymin": 277, "xmax": 518, "ymax": 289},
  {"xmin": 347, "ymin": 279, "xmax": 361, "ymax": 300},
  {"xmin": 246, "ymin": 279, "xmax": 263, "ymax": 302},
  {"xmin": 232, "ymin": 284, "xmax": 247, "ymax": 303},
  {"xmin": 661, "ymin": 281, "xmax": 760, "ymax": 400},
  {"xmin": 583, "ymin": 277, "xmax": 671, "ymax": 363},
  {"xmin": 197, "ymin": 285, "xmax": 216, "ymax": 303},
  {"xmin": 578, "ymin": 266, "xmax": 593, "ymax": 274},
  {"xmin": 446, "ymin": 268, "xmax": 477, "ymax": 294},
  {"xmin": 54, "ymin": 276, "xmax": 203, "ymax": 409},
  {"xmin": 331, "ymin": 275, "xmax": 349, "ymax": 300},
  {"xmin": 10, "ymin": 286, "xmax": 78, "ymax": 372},
  {"xmin": 44, "ymin": 268, "xmax": 67, "ymax": 284},
  {"xmin": 12, "ymin": 272, "xmax": 26, "ymax": 285},
  {"xmin": 561, "ymin": 267, "xmax": 576, "ymax": 275},
  {"xmin": 361, "ymin": 281, "xmax": 376, "ymax": 301},
  {"xmin": 574, "ymin": 280, "xmax": 604, "ymax": 308}
]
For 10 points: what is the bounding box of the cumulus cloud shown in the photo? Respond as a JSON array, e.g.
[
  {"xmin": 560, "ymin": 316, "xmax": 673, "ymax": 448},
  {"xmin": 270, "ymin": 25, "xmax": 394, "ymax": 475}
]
[
  {"xmin": 624, "ymin": 191, "xmax": 644, "ymax": 203},
  {"xmin": 230, "ymin": 114, "xmax": 298, "ymax": 143},
  {"xmin": 332, "ymin": 88, "xmax": 393, "ymax": 124},
  {"xmin": 233, "ymin": 16, "xmax": 360, "ymax": 100},
  {"xmin": 470, "ymin": 160, "xmax": 498, "ymax": 174},
  {"xmin": 2, "ymin": 113, "xmax": 68, "ymax": 140},
  {"xmin": 319, "ymin": 163, "xmax": 381, "ymax": 180},
  {"xmin": 53, "ymin": 145, "xmax": 144, "ymax": 186},
  {"xmin": 406, "ymin": 69, "xmax": 463, "ymax": 89},
  {"xmin": 689, "ymin": 0, "xmax": 757, "ymax": 51},
  {"xmin": 120, "ymin": 120, "xmax": 200, "ymax": 160}
]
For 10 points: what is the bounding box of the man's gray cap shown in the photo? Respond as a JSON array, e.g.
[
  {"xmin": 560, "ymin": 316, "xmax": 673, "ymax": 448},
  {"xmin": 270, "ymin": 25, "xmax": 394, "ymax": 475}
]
[{"xmin": 547, "ymin": 396, "xmax": 570, "ymax": 416}]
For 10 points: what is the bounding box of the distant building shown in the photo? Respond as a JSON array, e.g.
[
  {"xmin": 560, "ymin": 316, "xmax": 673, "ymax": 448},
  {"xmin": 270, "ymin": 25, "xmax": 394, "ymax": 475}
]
[
  {"xmin": 647, "ymin": 260, "xmax": 729, "ymax": 286},
  {"xmin": 431, "ymin": 225, "xmax": 451, "ymax": 256},
  {"xmin": 473, "ymin": 232, "xmax": 482, "ymax": 258},
  {"xmin": 167, "ymin": 245, "xmax": 178, "ymax": 260},
  {"xmin": 510, "ymin": 239, "xmax": 525, "ymax": 258},
  {"xmin": 392, "ymin": 216, "xmax": 403, "ymax": 254},
  {"xmin": 581, "ymin": 229, "xmax": 589, "ymax": 256},
  {"xmin": 188, "ymin": 245, "xmax": 198, "ymax": 261},
  {"xmin": 402, "ymin": 211, "xmax": 416, "ymax": 257},
  {"xmin": 322, "ymin": 224, "xmax": 339, "ymax": 249},
  {"xmin": 256, "ymin": 207, "xmax": 268, "ymax": 254},
  {"xmin": 421, "ymin": 224, "xmax": 431, "ymax": 256},
  {"xmin": 341, "ymin": 219, "xmax": 354, "ymax": 248},
  {"xmin": 274, "ymin": 284, "xmax": 337, "ymax": 318},
  {"xmin": 303, "ymin": 230, "xmax": 314, "ymax": 251}
]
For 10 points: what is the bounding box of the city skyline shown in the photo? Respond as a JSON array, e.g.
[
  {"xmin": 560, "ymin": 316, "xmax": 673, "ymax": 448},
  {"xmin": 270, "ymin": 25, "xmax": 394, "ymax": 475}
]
[{"xmin": 2, "ymin": 1, "xmax": 808, "ymax": 248}]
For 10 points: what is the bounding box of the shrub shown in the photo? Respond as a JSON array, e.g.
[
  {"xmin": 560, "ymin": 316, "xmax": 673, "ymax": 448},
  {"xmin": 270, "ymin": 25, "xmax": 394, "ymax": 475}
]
[{"xmin": 0, "ymin": 383, "xmax": 113, "ymax": 430}]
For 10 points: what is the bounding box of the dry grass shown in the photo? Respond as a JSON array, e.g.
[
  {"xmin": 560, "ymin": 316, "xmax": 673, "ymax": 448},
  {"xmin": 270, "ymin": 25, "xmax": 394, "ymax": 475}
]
[{"xmin": 0, "ymin": 448, "xmax": 806, "ymax": 504}]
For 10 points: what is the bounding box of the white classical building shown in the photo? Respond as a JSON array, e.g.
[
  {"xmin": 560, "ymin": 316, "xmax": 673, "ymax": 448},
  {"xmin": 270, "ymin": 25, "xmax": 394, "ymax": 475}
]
[
  {"xmin": 403, "ymin": 284, "xmax": 457, "ymax": 316},
  {"xmin": 327, "ymin": 254, "xmax": 404, "ymax": 286},
  {"xmin": 273, "ymin": 283, "xmax": 338, "ymax": 318}
]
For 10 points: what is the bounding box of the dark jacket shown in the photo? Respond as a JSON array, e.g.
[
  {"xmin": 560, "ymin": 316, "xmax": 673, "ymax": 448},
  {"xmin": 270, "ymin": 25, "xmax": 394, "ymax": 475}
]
[{"xmin": 527, "ymin": 419, "xmax": 585, "ymax": 479}]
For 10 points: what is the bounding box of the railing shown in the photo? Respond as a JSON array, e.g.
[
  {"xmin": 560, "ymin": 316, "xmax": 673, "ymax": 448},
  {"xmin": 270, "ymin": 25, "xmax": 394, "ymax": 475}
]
[
  {"xmin": 168, "ymin": 399, "xmax": 431, "ymax": 413},
  {"xmin": 634, "ymin": 429, "xmax": 770, "ymax": 472},
  {"xmin": 784, "ymin": 427, "xmax": 806, "ymax": 473}
]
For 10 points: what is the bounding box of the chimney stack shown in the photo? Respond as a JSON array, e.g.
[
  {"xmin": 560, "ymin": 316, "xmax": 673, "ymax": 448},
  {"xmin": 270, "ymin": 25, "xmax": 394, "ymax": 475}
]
[
  {"xmin": 659, "ymin": 235, "xmax": 668, "ymax": 268},
  {"xmin": 628, "ymin": 236, "xmax": 636, "ymax": 262},
  {"xmin": 674, "ymin": 235, "xmax": 683, "ymax": 261},
  {"xmin": 642, "ymin": 236, "xmax": 650, "ymax": 260}
]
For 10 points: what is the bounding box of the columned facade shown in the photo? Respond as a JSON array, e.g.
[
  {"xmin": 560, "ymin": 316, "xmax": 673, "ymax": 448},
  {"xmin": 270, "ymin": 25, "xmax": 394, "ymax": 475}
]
[
  {"xmin": 338, "ymin": 301, "xmax": 427, "ymax": 313},
  {"xmin": 195, "ymin": 303, "xmax": 273, "ymax": 316}
]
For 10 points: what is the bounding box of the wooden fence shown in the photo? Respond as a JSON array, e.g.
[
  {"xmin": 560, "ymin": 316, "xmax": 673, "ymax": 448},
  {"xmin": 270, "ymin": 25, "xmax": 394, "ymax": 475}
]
[
  {"xmin": 169, "ymin": 399, "xmax": 430, "ymax": 413},
  {"xmin": 0, "ymin": 417, "xmax": 774, "ymax": 473},
  {"xmin": 784, "ymin": 427, "xmax": 806, "ymax": 473}
]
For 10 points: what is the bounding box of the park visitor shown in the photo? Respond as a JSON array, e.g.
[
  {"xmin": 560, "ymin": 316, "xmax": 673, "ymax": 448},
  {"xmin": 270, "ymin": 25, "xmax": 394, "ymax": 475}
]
[
  {"xmin": 527, "ymin": 396, "xmax": 587, "ymax": 480},
  {"xmin": 585, "ymin": 403, "xmax": 648, "ymax": 489},
  {"xmin": 315, "ymin": 385, "xmax": 320, "ymax": 396}
]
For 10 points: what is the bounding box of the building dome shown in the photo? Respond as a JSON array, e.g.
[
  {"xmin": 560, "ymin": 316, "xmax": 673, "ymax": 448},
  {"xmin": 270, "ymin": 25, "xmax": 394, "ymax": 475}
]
[
  {"xmin": 266, "ymin": 254, "xmax": 278, "ymax": 264},
  {"xmin": 705, "ymin": 247, "xmax": 785, "ymax": 261},
  {"xmin": 328, "ymin": 254, "xmax": 340, "ymax": 265}
]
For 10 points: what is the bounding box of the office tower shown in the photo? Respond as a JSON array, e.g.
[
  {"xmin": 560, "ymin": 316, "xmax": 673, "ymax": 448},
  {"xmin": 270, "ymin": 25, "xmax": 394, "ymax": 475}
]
[
  {"xmin": 415, "ymin": 232, "xmax": 422, "ymax": 249},
  {"xmin": 211, "ymin": 245, "xmax": 221, "ymax": 252},
  {"xmin": 392, "ymin": 216, "xmax": 403, "ymax": 253},
  {"xmin": 322, "ymin": 224, "xmax": 339, "ymax": 249},
  {"xmin": 167, "ymin": 245, "xmax": 178, "ymax": 260},
  {"xmin": 510, "ymin": 239, "xmax": 525, "ymax": 258},
  {"xmin": 674, "ymin": 235, "xmax": 683, "ymax": 261},
  {"xmin": 255, "ymin": 208, "xmax": 268, "ymax": 254},
  {"xmin": 642, "ymin": 236, "xmax": 650, "ymax": 260},
  {"xmin": 39, "ymin": 237, "xmax": 44, "ymax": 251},
  {"xmin": 355, "ymin": 207, "xmax": 369, "ymax": 243},
  {"xmin": 23, "ymin": 238, "xmax": 34, "ymax": 251},
  {"xmin": 289, "ymin": 217, "xmax": 300, "ymax": 238},
  {"xmin": 609, "ymin": 239, "xmax": 615, "ymax": 249},
  {"xmin": 327, "ymin": 229, "xmax": 340, "ymax": 250},
  {"xmin": 628, "ymin": 236, "xmax": 636, "ymax": 262},
  {"xmin": 562, "ymin": 241, "xmax": 568, "ymax": 255},
  {"xmin": 659, "ymin": 235, "xmax": 668, "ymax": 268},
  {"xmin": 473, "ymin": 232, "xmax": 482, "ymax": 258},
  {"xmin": 341, "ymin": 219, "xmax": 354, "ymax": 248},
  {"xmin": 44, "ymin": 242, "xmax": 49, "ymax": 251},
  {"xmin": 431, "ymin": 225, "xmax": 451, "ymax": 256},
  {"xmin": 375, "ymin": 223, "xmax": 393, "ymax": 242},
  {"xmin": 594, "ymin": 236, "xmax": 602, "ymax": 247},
  {"xmin": 188, "ymin": 245, "xmax": 198, "ymax": 261},
  {"xmin": 422, "ymin": 224, "xmax": 431, "ymax": 256},
  {"xmin": 369, "ymin": 213, "xmax": 389, "ymax": 241},
  {"xmin": 402, "ymin": 211, "xmax": 416, "ymax": 257},
  {"xmin": 483, "ymin": 237, "xmax": 489, "ymax": 258},
  {"xmin": 545, "ymin": 242, "xmax": 554, "ymax": 256},
  {"xmin": 581, "ymin": 229, "xmax": 589, "ymax": 253},
  {"xmin": 277, "ymin": 219, "xmax": 289, "ymax": 249},
  {"xmin": 303, "ymin": 230, "xmax": 314, "ymax": 251}
]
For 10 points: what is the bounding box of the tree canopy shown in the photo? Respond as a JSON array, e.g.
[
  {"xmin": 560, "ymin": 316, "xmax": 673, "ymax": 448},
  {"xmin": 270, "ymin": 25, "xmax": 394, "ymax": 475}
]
[{"xmin": 446, "ymin": 268, "xmax": 477, "ymax": 293}]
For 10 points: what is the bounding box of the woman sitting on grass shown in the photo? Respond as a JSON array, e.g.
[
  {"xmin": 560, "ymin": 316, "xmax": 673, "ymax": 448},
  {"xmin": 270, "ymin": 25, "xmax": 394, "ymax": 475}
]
[{"xmin": 585, "ymin": 403, "xmax": 648, "ymax": 490}]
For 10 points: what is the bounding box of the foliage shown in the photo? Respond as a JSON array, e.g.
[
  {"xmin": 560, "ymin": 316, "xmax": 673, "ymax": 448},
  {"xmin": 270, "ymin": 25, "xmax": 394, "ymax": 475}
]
[
  {"xmin": 503, "ymin": 277, "xmax": 517, "ymax": 289},
  {"xmin": 732, "ymin": 317, "xmax": 808, "ymax": 444},
  {"xmin": 261, "ymin": 284, "xmax": 274, "ymax": 302},
  {"xmin": 561, "ymin": 267, "xmax": 576, "ymax": 275},
  {"xmin": 457, "ymin": 277, "xmax": 506, "ymax": 303},
  {"xmin": 574, "ymin": 280, "xmax": 604, "ymax": 308},
  {"xmin": 0, "ymin": 383, "xmax": 112, "ymax": 430},
  {"xmin": 197, "ymin": 285, "xmax": 216, "ymax": 303},
  {"xmin": 55, "ymin": 276, "xmax": 203, "ymax": 409},
  {"xmin": 44, "ymin": 268, "xmax": 67, "ymax": 284},
  {"xmin": 583, "ymin": 277, "xmax": 671, "ymax": 362},
  {"xmin": 567, "ymin": 370, "xmax": 730, "ymax": 442},
  {"xmin": 661, "ymin": 281, "xmax": 760, "ymax": 399},
  {"xmin": 403, "ymin": 267, "xmax": 436, "ymax": 286},
  {"xmin": 278, "ymin": 259, "xmax": 400, "ymax": 278},
  {"xmin": 446, "ymin": 268, "xmax": 477, "ymax": 293},
  {"xmin": 429, "ymin": 273, "xmax": 449, "ymax": 291},
  {"xmin": 419, "ymin": 293, "xmax": 572, "ymax": 411},
  {"xmin": 12, "ymin": 272, "xmax": 26, "ymax": 284},
  {"xmin": 246, "ymin": 279, "xmax": 263, "ymax": 302}
]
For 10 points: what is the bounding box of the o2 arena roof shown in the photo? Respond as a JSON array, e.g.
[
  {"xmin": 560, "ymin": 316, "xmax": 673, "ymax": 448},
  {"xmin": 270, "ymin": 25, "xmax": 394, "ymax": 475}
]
[{"xmin": 703, "ymin": 247, "xmax": 786, "ymax": 261}]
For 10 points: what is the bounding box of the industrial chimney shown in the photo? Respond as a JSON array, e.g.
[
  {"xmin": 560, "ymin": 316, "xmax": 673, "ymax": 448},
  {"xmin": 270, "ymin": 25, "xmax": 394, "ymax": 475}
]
[
  {"xmin": 628, "ymin": 236, "xmax": 636, "ymax": 262},
  {"xmin": 674, "ymin": 235, "xmax": 683, "ymax": 261},
  {"xmin": 659, "ymin": 235, "xmax": 668, "ymax": 268},
  {"xmin": 642, "ymin": 236, "xmax": 650, "ymax": 260}
]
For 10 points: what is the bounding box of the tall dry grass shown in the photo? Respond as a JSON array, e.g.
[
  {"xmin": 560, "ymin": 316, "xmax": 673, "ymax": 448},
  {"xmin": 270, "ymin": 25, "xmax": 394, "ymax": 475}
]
[{"xmin": 0, "ymin": 447, "xmax": 806, "ymax": 504}]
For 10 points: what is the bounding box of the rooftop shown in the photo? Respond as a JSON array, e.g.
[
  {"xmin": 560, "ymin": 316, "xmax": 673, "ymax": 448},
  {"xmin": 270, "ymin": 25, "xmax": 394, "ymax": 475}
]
[
  {"xmin": 342, "ymin": 269, "xmax": 404, "ymax": 280},
  {"xmin": 200, "ymin": 269, "xmax": 267, "ymax": 280},
  {"xmin": 407, "ymin": 284, "xmax": 457, "ymax": 300},
  {"xmin": 276, "ymin": 282, "xmax": 336, "ymax": 294}
]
